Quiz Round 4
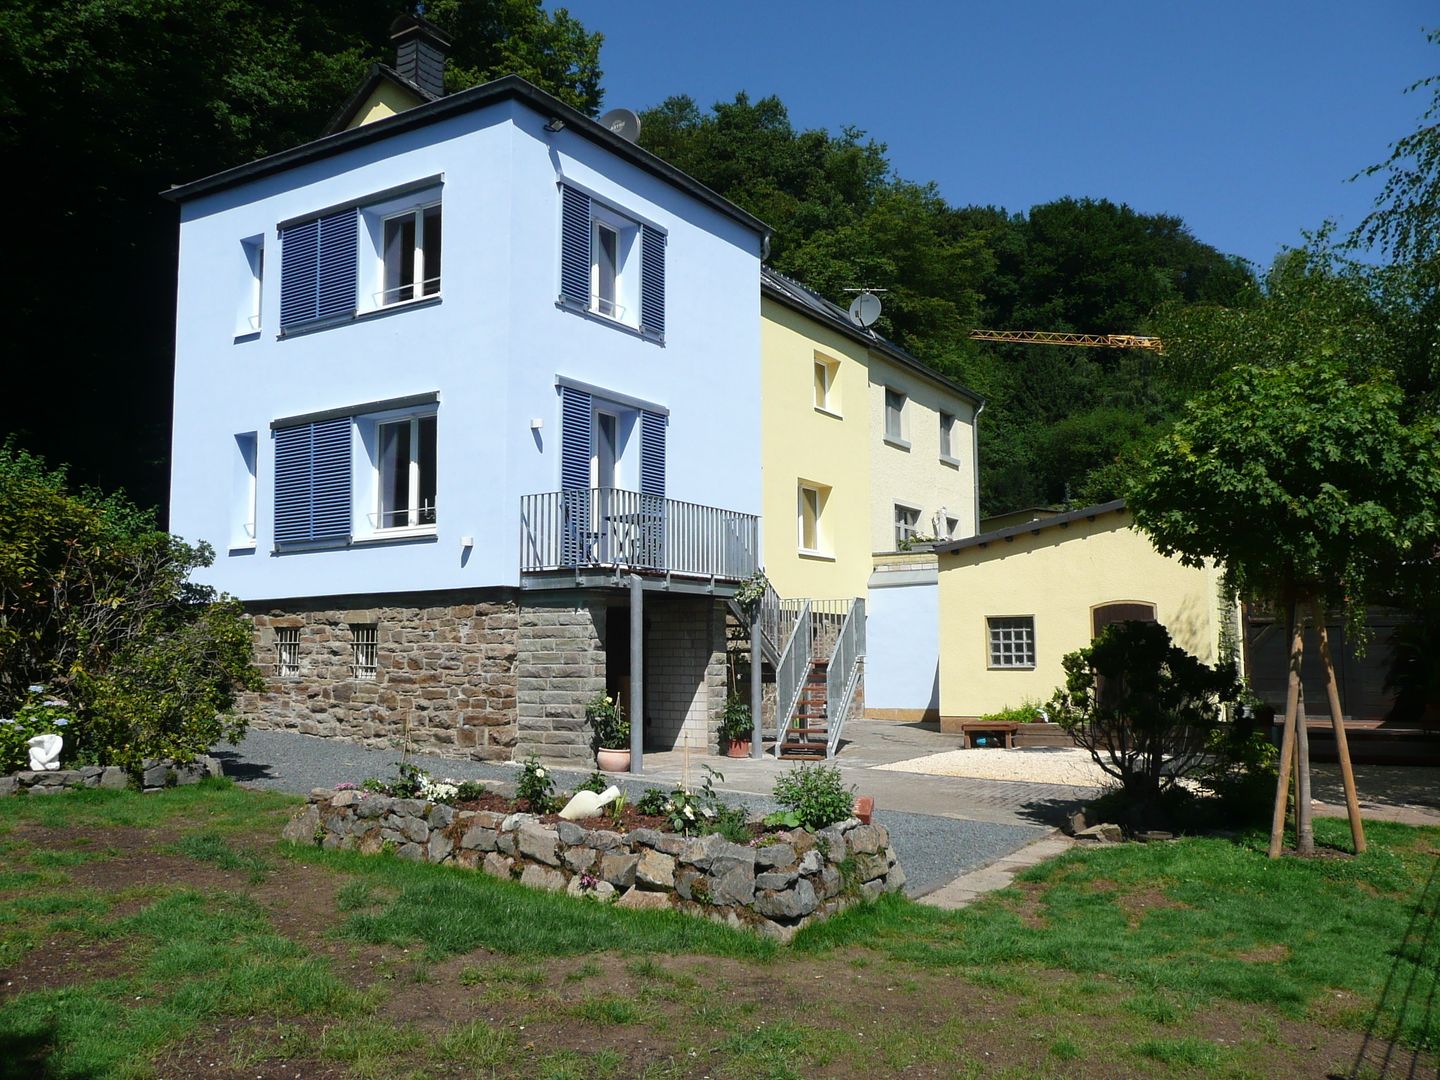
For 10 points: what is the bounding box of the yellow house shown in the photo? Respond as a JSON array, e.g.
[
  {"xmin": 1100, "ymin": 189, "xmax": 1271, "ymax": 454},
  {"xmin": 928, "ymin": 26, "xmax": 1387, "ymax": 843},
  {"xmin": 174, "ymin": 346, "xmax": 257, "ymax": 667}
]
[
  {"xmin": 759, "ymin": 268, "xmax": 982, "ymax": 601},
  {"xmin": 935, "ymin": 500, "xmax": 1238, "ymax": 729}
]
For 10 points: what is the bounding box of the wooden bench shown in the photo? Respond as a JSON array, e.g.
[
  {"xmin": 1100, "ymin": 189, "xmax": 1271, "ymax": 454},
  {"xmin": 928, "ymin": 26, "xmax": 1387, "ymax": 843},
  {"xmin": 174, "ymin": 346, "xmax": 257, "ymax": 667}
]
[{"xmin": 960, "ymin": 721, "xmax": 1020, "ymax": 749}]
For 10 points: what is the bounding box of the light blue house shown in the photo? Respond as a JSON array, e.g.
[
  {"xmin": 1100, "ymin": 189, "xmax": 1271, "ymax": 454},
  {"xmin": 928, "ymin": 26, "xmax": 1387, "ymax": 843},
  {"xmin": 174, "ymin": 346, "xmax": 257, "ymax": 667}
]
[{"xmin": 165, "ymin": 27, "xmax": 768, "ymax": 765}]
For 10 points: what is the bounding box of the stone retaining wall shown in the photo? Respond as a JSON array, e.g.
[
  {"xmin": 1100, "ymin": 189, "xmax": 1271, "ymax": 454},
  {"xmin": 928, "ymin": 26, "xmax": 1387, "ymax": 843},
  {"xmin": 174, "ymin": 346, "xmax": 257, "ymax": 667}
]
[
  {"xmin": 283, "ymin": 790, "xmax": 906, "ymax": 941},
  {"xmin": 0, "ymin": 755, "xmax": 223, "ymax": 796}
]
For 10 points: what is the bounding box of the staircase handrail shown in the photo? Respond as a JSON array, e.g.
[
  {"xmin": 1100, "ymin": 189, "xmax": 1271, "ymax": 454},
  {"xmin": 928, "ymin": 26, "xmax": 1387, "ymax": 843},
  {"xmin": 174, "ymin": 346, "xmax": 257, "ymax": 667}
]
[
  {"xmin": 824, "ymin": 598, "xmax": 866, "ymax": 758},
  {"xmin": 773, "ymin": 599, "xmax": 813, "ymax": 755}
]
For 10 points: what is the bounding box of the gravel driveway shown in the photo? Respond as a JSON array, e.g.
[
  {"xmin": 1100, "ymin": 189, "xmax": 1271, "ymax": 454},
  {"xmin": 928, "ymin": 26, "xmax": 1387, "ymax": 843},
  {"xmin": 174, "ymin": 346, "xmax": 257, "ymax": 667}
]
[{"xmin": 216, "ymin": 729, "xmax": 1051, "ymax": 897}]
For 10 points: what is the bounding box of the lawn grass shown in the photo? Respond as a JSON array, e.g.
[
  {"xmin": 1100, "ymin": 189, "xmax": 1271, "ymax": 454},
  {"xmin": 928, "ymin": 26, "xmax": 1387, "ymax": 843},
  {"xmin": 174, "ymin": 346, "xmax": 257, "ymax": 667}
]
[{"xmin": 0, "ymin": 781, "xmax": 1436, "ymax": 1078}]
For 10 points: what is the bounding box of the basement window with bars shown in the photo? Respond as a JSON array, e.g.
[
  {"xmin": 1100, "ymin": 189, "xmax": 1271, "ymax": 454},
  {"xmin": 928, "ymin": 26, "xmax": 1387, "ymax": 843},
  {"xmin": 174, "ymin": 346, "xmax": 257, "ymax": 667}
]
[
  {"xmin": 351, "ymin": 625, "xmax": 378, "ymax": 680},
  {"xmin": 987, "ymin": 616, "xmax": 1036, "ymax": 669},
  {"xmin": 275, "ymin": 627, "xmax": 300, "ymax": 677}
]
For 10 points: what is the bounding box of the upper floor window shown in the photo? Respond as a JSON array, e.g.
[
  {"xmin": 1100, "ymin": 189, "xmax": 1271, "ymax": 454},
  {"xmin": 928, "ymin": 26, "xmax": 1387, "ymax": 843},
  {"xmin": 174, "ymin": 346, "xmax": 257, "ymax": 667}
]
[
  {"xmin": 798, "ymin": 482, "xmax": 828, "ymax": 554},
  {"xmin": 559, "ymin": 184, "xmax": 666, "ymax": 341},
  {"xmin": 939, "ymin": 412, "xmax": 958, "ymax": 462},
  {"xmin": 377, "ymin": 415, "xmax": 437, "ymax": 531},
  {"xmin": 894, "ymin": 503, "xmax": 920, "ymax": 548},
  {"xmin": 380, "ymin": 203, "xmax": 441, "ymax": 306},
  {"xmin": 236, "ymin": 236, "xmax": 264, "ymax": 336},
  {"xmin": 884, "ymin": 388, "xmax": 908, "ymax": 446},
  {"xmin": 279, "ymin": 209, "xmax": 357, "ymax": 331},
  {"xmin": 814, "ymin": 356, "xmax": 838, "ymax": 414}
]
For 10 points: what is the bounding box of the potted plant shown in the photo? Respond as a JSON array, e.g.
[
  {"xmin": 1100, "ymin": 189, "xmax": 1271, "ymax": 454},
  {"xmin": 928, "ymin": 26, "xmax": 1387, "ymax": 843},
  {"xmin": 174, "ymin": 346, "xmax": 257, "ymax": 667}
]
[
  {"xmin": 719, "ymin": 692, "xmax": 753, "ymax": 758},
  {"xmin": 587, "ymin": 692, "xmax": 630, "ymax": 772}
]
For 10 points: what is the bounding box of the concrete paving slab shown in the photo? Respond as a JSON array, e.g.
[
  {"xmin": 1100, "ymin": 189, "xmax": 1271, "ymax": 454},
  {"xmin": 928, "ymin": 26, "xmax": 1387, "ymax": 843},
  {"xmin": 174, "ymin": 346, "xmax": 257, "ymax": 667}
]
[{"xmin": 918, "ymin": 834, "xmax": 1076, "ymax": 910}]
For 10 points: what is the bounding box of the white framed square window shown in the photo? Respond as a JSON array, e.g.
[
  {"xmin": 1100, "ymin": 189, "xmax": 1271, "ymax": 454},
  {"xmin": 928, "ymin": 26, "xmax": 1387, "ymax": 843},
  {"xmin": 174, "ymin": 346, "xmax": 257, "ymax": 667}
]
[
  {"xmin": 379, "ymin": 202, "xmax": 441, "ymax": 307},
  {"xmin": 894, "ymin": 503, "xmax": 920, "ymax": 548},
  {"xmin": 374, "ymin": 414, "xmax": 437, "ymax": 532},
  {"xmin": 987, "ymin": 616, "xmax": 1036, "ymax": 669},
  {"xmin": 884, "ymin": 388, "xmax": 908, "ymax": 446}
]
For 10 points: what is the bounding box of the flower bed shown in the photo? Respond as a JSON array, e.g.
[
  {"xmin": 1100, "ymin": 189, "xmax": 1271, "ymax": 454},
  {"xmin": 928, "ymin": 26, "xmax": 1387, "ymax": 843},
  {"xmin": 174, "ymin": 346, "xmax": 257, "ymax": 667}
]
[
  {"xmin": 0, "ymin": 755, "xmax": 223, "ymax": 797},
  {"xmin": 282, "ymin": 787, "xmax": 906, "ymax": 941}
]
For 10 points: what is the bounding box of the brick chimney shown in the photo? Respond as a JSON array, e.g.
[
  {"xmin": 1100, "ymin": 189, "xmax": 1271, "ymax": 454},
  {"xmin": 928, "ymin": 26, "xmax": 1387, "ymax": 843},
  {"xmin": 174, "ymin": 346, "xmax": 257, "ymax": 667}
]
[{"xmin": 390, "ymin": 11, "xmax": 450, "ymax": 99}]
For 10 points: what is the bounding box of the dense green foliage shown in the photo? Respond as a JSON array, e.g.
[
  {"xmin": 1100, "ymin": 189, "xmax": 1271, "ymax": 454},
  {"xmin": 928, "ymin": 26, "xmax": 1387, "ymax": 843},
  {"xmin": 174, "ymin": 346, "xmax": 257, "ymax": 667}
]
[
  {"xmin": 770, "ymin": 763, "xmax": 856, "ymax": 831},
  {"xmin": 1047, "ymin": 621, "xmax": 1240, "ymax": 806},
  {"xmin": 0, "ymin": 445, "xmax": 261, "ymax": 768}
]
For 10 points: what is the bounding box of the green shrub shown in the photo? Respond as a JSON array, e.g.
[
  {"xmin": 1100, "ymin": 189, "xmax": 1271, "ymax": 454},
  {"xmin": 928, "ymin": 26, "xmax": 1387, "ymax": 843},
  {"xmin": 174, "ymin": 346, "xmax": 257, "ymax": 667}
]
[
  {"xmin": 575, "ymin": 771, "xmax": 609, "ymax": 795},
  {"xmin": 0, "ymin": 689, "xmax": 75, "ymax": 773},
  {"xmin": 978, "ymin": 701, "xmax": 1047, "ymax": 725},
  {"xmin": 516, "ymin": 757, "xmax": 557, "ymax": 813},
  {"xmin": 772, "ymin": 764, "xmax": 855, "ymax": 830},
  {"xmin": 718, "ymin": 693, "xmax": 752, "ymax": 742},
  {"xmin": 0, "ymin": 443, "xmax": 262, "ymax": 770},
  {"xmin": 634, "ymin": 788, "xmax": 668, "ymax": 816},
  {"xmin": 585, "ymin": 692, "xmax": 628, "ymax": 749}
]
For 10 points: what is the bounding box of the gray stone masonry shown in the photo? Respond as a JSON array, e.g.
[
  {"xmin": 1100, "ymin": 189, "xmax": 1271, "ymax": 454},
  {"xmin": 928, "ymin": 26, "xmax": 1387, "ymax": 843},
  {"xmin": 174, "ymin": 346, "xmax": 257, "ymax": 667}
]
[
  {"xmin": 514, "ymin": 599, "xmax": 606, "ymax": 762},
  {"xmin": 287, "ymin": 791, "xmax": 904, "ymax": 942},
  {"xmin": 0, "ymin": 756, "xmax": 222, "ymax": 797},
  {"xmin": 242, "ymin": 593, "xmax": 519, "ymax": 762},
  {"xmin": 646, "ymin": 596, "xmax": 729, "ymax": 753}
]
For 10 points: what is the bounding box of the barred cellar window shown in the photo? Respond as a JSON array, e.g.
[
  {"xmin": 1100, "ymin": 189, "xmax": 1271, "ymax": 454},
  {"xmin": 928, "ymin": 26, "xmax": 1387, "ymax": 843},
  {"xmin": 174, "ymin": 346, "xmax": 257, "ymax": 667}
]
[
  {"xmin": 351, "ymin": 625, "xmax": 378, "ymax": 680},
  {"xmin": 275, "ymin": 627, "xmax": 300, "ymax": 677}
]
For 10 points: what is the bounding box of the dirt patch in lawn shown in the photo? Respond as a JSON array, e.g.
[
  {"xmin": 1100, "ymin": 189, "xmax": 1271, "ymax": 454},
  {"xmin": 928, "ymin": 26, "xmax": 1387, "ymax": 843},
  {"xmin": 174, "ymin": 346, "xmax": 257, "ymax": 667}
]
[{"xmin": 1116, "ymin": 886, "xmax": 1189, "ymax": 927}]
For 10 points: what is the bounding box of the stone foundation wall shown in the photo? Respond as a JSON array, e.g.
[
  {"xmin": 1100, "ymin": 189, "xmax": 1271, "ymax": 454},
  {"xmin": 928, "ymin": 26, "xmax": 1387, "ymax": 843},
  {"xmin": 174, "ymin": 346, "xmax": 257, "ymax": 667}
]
[
  {"xmin": 514, "ymin": 599, "xmax": 606, "ymax": 762},
  {"xmin": 284, "ymin": 791, "xmax": 905, "ymax": 942},
  {"xmin": 241, "ymin": 593, "xmax": 519, "ymax": 761},
  {"xmin": 0, "ymin": 756, "xmax": 223, "ymax": 797}
]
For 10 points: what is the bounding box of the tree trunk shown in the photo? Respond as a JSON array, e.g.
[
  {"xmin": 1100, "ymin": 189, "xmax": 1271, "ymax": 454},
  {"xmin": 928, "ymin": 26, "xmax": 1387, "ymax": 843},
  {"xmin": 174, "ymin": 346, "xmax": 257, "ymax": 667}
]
[
  {"xmin": 1312, "ymin": 599, "xmax": 1366, "ymax": 854},
  {"xmin": 1268, "ymin": 598, "xmax": 1304, "ymax": 858}
]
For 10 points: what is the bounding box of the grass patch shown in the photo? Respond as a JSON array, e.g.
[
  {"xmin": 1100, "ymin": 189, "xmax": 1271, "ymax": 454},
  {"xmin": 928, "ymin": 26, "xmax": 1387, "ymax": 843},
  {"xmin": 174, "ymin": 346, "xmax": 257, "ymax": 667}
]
[
  {"xmin": 571, "ymin": 993, "xmax": 642, "ymax": 1025},
  {"xmin": 0, "ymin": 777, "xmax": 299, "ymax": 833},
  {"xmin": 1133, "ymin": 1035, "xmax": 1227, "ymax": 1067},
  {"xmin": 172, "ymin": 831, "xmax": 270, "ymax": 879}
]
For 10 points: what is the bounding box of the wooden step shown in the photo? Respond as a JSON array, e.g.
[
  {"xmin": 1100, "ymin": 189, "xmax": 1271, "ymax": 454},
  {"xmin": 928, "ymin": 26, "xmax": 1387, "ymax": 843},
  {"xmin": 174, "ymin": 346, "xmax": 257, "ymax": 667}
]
[{"xmin": 779, "ymin": 743, "xmax": 827, "ymax": 760}]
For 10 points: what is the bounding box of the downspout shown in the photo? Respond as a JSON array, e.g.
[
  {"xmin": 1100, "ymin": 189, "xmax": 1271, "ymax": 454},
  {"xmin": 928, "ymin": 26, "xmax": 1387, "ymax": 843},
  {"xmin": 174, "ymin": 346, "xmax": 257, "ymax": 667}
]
[{"xmin": 970, "ymin": 400, "xmax": 985, "ymax": 535}]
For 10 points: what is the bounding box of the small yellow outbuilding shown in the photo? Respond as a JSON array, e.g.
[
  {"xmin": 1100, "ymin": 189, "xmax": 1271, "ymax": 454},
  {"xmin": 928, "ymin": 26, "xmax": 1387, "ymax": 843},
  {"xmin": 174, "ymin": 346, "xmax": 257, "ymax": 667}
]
[{"xmin": 934, "ymin": 500, "xmax": 1239, "ymax": 729}]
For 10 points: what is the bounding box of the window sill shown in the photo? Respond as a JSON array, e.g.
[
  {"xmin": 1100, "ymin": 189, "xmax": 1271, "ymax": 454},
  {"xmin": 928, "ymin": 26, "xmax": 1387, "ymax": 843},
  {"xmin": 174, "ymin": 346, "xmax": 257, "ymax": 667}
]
[
  {"xmin": 351, "ymin": 527, "xmax": 438, "ymax": 546},
  {"xmin": 556, "ymin": 298, "xmax": 664, "ymax": 345},
  {"xmin": 939, "ymin": 455, "xmax": 961, "ymax": 469},
  {"xmin": 883, "ymin": 435, "xmax": 911, "ymax": 451},
  {"xmin": 988, "ymin": 665, "xmax": 1037, "ymax": 672},
  {"xmin": 356, "ymin": 295, "xmax": 443, "ymax": 322},
  {"xmin": 228, "ymin": 542, "xmax": 257, "ymax": 555},
  {"xmin": 233, "ymin": 330, "xmax": 261, "ymax": 344},
  {"xmin": 798, "ymin": 549, "xmax": 836, "ymax": 562},
  {"xmin": 814, "ymin": 406, "xmax": 843, "ymax": 420},
  {"xmin": 280, "ymin": 296, "xmax": 441, "ymax": 339}
]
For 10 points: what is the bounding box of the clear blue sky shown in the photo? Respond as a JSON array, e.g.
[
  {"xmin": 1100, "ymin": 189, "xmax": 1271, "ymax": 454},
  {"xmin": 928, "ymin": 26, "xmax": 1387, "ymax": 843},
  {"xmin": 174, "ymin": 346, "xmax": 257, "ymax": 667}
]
[{"xmin": 550, "ymin": 1, "xmax": 1434, "ymax": 272}]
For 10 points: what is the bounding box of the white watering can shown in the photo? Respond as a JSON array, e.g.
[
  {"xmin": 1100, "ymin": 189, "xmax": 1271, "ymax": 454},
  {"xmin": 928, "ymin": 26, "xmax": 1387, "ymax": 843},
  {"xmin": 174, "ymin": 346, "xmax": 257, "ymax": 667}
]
[{"xmin": 558, "ymin": 785, "xmax": 621, "ymax": 820}]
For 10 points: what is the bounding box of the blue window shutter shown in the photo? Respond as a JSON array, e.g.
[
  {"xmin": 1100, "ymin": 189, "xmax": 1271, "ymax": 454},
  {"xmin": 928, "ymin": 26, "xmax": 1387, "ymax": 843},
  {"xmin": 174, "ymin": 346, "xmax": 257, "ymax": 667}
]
[
  {"xmin": 273, "ymin": 418, "xmax": 352, "ymax": 545},
  {"xmin": 640, "ymin": 225, "xmax": 666, "ymax": 340},
  {"xmin": 559, "ymin": 386, "xmax": 592, "ymax": 566},
  {"xmin": 639, "ymin": 410, "xmax": 666, "ymax": 498},
  {"xmin": 279, "ymin": 209, "xmax": 357, "ymax": 329},
  {"xmin": 559, "ymin": 186, "xmax": 591, "ymax": 308},
  {"xmin": 315, "ymin": 210, "xmax": 358, "ymax": 321},
  {"xmin": 279, "ymin": 220, "xmax": 319, "ymax": 328}
]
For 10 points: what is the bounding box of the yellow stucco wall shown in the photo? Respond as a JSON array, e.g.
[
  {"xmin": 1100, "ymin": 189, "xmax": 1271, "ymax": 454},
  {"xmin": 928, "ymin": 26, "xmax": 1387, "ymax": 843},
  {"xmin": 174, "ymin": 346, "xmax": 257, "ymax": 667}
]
[
  {"xmin": 868, "ymin": 359, "xmax": 978, "ymax": 552},
  {"xmin": 759, "ymin": 298, "xmax": 873, "ymax": 600},
  {"xmin": 937, "ymin": 509, "xmax": 1228, "ymax": 720},
  {"xmin": 347, "ymin": 82, "xmax": 427, "ymax": 130}
]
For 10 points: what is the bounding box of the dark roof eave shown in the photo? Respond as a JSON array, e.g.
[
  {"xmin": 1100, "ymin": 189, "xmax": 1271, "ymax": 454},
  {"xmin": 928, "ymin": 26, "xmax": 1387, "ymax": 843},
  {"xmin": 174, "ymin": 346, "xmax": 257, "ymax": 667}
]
[
  {"xmin": 760, "ymin": 270, "xmax": 984, "ymax": 406},
  {"xmin": 162, "ymin": 74, "xmax": 770, "ymax": 238},
  {"xmin": 934, "ymin": 499, "xmax": 1129, "ymax": 555}
]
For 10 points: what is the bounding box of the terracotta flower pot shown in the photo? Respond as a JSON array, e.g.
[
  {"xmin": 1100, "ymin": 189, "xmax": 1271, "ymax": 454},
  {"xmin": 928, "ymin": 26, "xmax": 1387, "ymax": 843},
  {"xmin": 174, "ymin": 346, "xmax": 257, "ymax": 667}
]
[
  {"xmin": 597, "ymin": 747, "xmax": 631, "ymax": 773},
  {"xmin": 725, "ymin": 737, "xmax": 751, "ymax": 758}
]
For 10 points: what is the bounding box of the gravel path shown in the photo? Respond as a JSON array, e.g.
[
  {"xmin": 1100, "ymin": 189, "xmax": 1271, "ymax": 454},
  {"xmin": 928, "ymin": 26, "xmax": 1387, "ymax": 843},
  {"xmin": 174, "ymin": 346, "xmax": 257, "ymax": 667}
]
[
  {"xmin": 876, "ymin": 746, "xmax": 1111, "ymax": 787},
  {"xmin": 217, "ymin": 730, "xmax": 1049, "ymax": 897}
]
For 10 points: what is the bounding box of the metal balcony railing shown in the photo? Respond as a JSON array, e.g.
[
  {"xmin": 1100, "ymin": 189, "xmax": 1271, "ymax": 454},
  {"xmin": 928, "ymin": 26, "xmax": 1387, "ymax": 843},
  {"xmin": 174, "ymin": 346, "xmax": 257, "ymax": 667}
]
[{"xmin": 519, "ymin": 488, "xmax": 759, "ymax": 581}]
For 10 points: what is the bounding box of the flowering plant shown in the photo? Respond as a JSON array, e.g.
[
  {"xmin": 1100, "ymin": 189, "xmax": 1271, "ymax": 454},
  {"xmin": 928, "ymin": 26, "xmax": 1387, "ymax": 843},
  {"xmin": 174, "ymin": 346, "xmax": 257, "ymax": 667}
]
[
  {"xmin": 516, "ymin": 756, "xmax": 557, "ymax": 813},
  {"xmin": 419, "ymin": 777, "xmax": 459, "ymax": 803},
  {"xmin": 586, "ymin": 692, "xmax": 628, "ymax": 749},
  {"xmin": 0, "ymin": 687, "xmax": 75, "ymax": 773}
]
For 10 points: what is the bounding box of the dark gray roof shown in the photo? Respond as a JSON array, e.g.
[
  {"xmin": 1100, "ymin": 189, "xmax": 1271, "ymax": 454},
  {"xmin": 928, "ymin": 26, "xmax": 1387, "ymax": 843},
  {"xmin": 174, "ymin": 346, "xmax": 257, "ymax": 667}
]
[
  {"xmin": 934, "ymin": 499, "xmax": 1129, "ymax": 555},
  {"xmin": 761, "ymin": 267, "xmax": 983, "ymax": 405},
  {"xmin": 321, "ymin": 63, "xmax": 439, "ymax": 137},
  {"xmin": 162, "ymin": 75, "xmax": 769, "ymax": 237}
]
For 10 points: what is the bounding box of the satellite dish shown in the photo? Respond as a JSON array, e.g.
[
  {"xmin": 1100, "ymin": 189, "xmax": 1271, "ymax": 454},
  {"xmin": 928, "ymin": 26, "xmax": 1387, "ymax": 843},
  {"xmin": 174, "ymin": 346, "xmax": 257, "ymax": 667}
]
[
  {"xmin": 848, "ymin": 291, "xmax": 882, "ymax": 328},
  {"xmin": 598, "ymin": 108, "xmax": 641, "ymax": 142}
]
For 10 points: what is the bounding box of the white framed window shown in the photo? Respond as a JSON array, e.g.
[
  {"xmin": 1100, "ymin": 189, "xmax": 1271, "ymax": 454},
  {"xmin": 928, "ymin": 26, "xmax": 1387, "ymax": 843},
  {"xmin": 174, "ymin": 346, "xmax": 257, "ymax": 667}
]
[
  {"xmin": 237, "ymin": 236, "xmax": 264, "ymax": 336},
  {"xmin": 894, "ymin": 503, "xmax": 920, "ymax": 548},
  {"xmin": 379, "ymin": 202, "xmax": 441, "ymax": 307},
  {"xmin": 987, "ymin": 616, "xmax": 1036, "ymax": 669},
  {"xmin": 592, "ymin": 220, "xmax": 621, "ymax": 318},
  {"xmin": 884, "ymin": 388, "xmax": 908, "ymax": 446},
  {"xmin": 351, "ymin": 625, "xmax": 378, "ymax": 681},
  {"xmin": 939, "ymin": 413, "xmax": 957, "ymax": 462},
  {"xmin": 376, "ymin": 414, "xmax": 437, "ymax": 531},
  {"xmin": 798, "ymin": 483, "xmax": 826, "ymax": 553},
  {"xmin": 275, "ymin": 627, "xmax": 300, "ymax": 677},
  {"xmin": 814, "ymin": 356, "xmax": 839, "ymax": 413}
]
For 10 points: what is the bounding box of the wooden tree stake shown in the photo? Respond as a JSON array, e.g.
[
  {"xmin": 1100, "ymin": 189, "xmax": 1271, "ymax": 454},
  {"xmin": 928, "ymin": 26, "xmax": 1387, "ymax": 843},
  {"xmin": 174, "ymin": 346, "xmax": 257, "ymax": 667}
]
[
  {"xmin": 1296, "ymin": 682, "xmax": 1313, "ymax": 855},
  {"xmin": 1311, "ymin": 600, "xmax": 1366, "ymax": 854},
  {"xmin": 1268, "ymin": 602, "xmax": 1304, "ymax": 858}
]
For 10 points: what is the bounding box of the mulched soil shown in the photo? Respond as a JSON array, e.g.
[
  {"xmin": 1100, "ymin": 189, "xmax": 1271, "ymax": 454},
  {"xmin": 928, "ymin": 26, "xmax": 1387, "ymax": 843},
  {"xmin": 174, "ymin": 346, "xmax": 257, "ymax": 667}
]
[{"xmin": 2, "ymin": 818, "xmax": 1432, "ymax": 1079}]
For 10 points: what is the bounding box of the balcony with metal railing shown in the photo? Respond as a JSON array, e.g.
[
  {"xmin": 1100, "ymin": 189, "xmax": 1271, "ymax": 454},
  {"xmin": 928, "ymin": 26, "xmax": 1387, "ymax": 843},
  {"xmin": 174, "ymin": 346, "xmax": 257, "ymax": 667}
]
[{"xmin": 519, "ymin": 488, "xmax": 759, "ymax": 589}]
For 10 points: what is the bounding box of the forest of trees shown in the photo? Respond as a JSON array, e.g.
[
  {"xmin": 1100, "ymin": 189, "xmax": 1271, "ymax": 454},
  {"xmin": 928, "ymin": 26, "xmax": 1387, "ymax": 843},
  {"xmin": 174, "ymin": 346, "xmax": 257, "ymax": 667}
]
[{"xmin": 3, "ymin": 0, "xmax": 1258, "ymax": 517}]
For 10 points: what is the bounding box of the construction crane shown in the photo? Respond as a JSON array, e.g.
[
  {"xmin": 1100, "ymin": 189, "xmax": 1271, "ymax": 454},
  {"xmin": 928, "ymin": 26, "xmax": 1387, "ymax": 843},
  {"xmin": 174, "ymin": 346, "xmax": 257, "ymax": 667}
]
[{"xmin": 969, "ymin": 329, "xmax": 1163, "ymax": 352}]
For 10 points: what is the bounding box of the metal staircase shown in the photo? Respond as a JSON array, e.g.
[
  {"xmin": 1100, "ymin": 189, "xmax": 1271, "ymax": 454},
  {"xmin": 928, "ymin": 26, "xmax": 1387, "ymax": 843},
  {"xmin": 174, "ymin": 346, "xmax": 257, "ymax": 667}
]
[{"xmin": 734, "ymin": 583, "xmax": 865, "ymax": 760}]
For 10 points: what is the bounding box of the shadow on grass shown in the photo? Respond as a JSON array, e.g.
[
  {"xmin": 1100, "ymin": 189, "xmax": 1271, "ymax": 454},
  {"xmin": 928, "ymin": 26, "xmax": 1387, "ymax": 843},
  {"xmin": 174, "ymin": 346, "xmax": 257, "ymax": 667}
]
[
  {"xmin": 0, "ymin": 1025, "xmax": 99, "ymax": 1080},
  {"xmin": 1344, "ymin": 849, "xmax": 1440, "ymax": 1079}
]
